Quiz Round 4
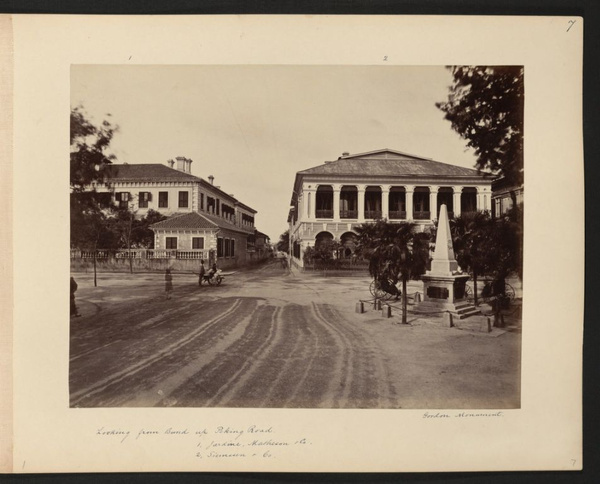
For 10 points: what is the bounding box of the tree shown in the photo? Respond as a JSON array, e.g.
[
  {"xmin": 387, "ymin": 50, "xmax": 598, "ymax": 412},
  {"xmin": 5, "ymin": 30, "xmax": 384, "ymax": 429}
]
[
  {"xmin": 451, "ymin": 209, "xmax": 522, "ymax": 307},
  {"xmin": 356, "ymin": 221, "xmax": 431, "ymax": 324},
  {"xmin": 451, "ymin": 211, "xmax": 495, "ymax": 306},
  {"xmin": 436, "ymin": 66, "xmax": 524, "ymax": 194},
  {"xmin": 276, "ymin": 230, "xmax": 290, "ymax": 254},
  {"xmin": 132, "ymin": 209, "xmax": 168, "ymax": 249},
  {"xmin": 70, "ymin": 195, "xmax": 113, "ymax": 287},
  {"xmin": 70, "ymin": 106, "xmax": 118, "ymax": 191},
  {"xmin": 303, "ymin": 240, "xmax": 342, "ymax": 271},
  {"xmin": 70, "ymin": 107, "xmax": 118, "ymax": 286}
]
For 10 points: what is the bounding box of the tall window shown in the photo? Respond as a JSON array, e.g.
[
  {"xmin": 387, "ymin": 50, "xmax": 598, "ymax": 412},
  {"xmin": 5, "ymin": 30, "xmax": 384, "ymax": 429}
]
[
  {"xmin": 166, "ymin": 237, "xmax": 177, "ymax": 249},
  {"xmin": 178, "ymin": 191, "xmax": 189, "ymax": 208},
  {"xmin": 116, "ymin": 192, "xmax": 130, "ymax": 209},
  {"xmin": 231, "ymin": 239, "xmax": 235, "ymax": 257},
  {"xmin": 340, "ymin": 186, "xmax": 358, "ymax": 219},
  {"xmin": 315, "ymin": 186, "xmax": 333, "ymax": 219},
  {"xmin": 192, "ymin": 237, "xmax": 204, "ymax": 249},
  {"xmin": 139, "ymin": 192, "xmax": 151, "ymax": 208},
  {"xmin": 159, "ymin": 192, "xmax": 168, "ymax": 208},
  {"xmin": 200, "ymin": 193, "xmax": 204, "ymax": 210},
  {"xmin": 224, "ymin": 239, "xmax": 231, "ymax": 257},
  {"xmin": 217, "ymin": 238, "xmax": 224, "ymax": 257},
  {"xmin": 364, "ymin": 186, "xmax": 382, "ymax": 219}
]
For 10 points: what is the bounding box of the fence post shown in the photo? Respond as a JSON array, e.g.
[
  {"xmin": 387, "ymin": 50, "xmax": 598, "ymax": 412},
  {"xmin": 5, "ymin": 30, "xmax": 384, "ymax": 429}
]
[{"xmin": 443, "ymin": 311, "xmax": 453, "ymax": 328}]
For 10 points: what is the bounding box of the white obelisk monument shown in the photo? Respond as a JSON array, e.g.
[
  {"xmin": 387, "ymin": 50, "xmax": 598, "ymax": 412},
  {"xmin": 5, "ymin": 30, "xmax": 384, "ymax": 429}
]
[{"xmin": 419, "ymin": 204, "xmax": 479, "ymax": 319}]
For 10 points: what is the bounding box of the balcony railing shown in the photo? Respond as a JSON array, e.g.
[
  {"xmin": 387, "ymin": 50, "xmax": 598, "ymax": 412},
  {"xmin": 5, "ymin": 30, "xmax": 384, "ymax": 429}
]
[
  {"xmin": 365, "ymin": 210, "xmax": 382, "ymax": 219},
  {"xmin": 388, "ymin": 210, "xmax": 407, "ymax": 220},
  {"xmin": 315, "ymin": 209, "xmax": 333, "ymax": 219},
  {"xmin": 414, "ymin": 211, "xmax": 431, "ymax": 220},
  {"xmin": 71, "ymin": 249, "xmax": 210, "ymax": 260},
  {"xmin": 340, "ymin": 210, "xmax": 358, "ymax": 219}
]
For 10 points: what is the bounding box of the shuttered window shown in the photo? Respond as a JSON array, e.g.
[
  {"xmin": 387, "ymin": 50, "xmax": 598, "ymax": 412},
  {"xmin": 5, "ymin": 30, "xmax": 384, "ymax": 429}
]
[
  {"xmin": 192, "ymin": 237, "xmax": 204, "ymax": 249},
  {"xmin": 159, "ymin": 192, "xmax": 168, "ymax": 208},
  {"xmin": 179, "ymin": 191, "xmax": 189, "ymax": 208},
  {"xmin": 217, "ymin": 238, "xmax": 223, "ymax": 257},
  {"xmin": 166, "ymin": 237, "xmax": 177, "ymax": 249},
  {"xmin": 139, "ymin": 191, "xmax": 151, "ymax": 208}
]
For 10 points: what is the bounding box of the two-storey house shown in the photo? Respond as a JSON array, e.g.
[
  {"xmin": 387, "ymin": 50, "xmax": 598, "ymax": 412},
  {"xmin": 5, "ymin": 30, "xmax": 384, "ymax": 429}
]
[
  {"xmin": 91, "ymin": 156, "xmax": 257, "ymax": 268},
  {"xmin": 287, "ymin": 149, "xmax": 493, "ymax": 267}
]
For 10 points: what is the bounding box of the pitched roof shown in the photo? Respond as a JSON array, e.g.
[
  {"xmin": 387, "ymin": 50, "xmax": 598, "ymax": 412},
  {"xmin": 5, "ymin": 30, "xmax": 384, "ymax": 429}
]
[
  {"xmin": 298, "ymin": 149, "xmax": 486, "ymax": 178},
  {"xmin": 104, "ymin": 164, "xmax": 201, "ymax": 183},
  {"xmin": 150, "ymin": 212, "xmax": 218, "ymax": 230},
  {"xmin": 150, "ymin": 211, "xmax": 254, "ymax": 234},
  {"xmin": 200, "ymin": 211, "xmax": 254, "ymax": 234}
]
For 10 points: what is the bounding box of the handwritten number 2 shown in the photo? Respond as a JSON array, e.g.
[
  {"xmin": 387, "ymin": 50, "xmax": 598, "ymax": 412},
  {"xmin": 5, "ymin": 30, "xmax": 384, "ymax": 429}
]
[{"xmin": 383, "ymin": 56, "xmax": 388, "ymax": 61}]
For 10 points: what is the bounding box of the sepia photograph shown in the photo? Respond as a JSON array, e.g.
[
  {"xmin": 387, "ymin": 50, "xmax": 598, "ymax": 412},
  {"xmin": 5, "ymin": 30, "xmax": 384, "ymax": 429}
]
[{"xmin": 69, "ymin": 64, "xmax": 524, "ymax": 410}]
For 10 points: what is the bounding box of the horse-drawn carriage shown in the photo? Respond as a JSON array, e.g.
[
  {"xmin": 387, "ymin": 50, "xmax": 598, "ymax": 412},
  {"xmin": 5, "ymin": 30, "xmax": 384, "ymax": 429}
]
[{"xmin": 369, "ymin": 277, "xmax": 401, "ymax": 301}]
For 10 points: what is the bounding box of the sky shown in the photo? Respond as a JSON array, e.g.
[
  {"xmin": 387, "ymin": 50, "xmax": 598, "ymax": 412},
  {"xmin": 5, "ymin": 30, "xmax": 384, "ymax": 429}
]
[{"xmin": 71, "ymin": 65, "xmax": 478, "ymax": 242}]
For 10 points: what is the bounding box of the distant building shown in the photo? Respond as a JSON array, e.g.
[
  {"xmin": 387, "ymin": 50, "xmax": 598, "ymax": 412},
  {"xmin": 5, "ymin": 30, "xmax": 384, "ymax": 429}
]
[
  {"xmin": 492, "ymin": 175, "xmax": 524, "ymax": 218},
  {"xmin": 89, "ymin": 156, "xmax": 258, "ymax": 268},
  {"xmin": 287, "ymin": 149, "xmax": 493, "ymax": 267}
]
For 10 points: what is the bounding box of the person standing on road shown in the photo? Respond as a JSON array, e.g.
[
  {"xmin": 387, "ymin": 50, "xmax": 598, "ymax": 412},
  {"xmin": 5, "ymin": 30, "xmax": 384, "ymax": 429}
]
[
  {"xmin": 70, "ymin": 276, "xmax": 81, "ymax": 317},
  {"xmin": 165, "ymin": 268, "xmax": 173, "ymax": 300},
  {"xmin": 198, "ymin": 260, "xmax": 206, "ymax": 286}
]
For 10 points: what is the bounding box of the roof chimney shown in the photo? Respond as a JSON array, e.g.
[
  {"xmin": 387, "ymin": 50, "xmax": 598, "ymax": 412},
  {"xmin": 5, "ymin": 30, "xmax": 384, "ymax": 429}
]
[
  {"xmin": 342, "ymin": 151, "xmax": 350, "ymax": 156},
  {"xmin": 167, "ymin": 159, "xmax": 175, "ymax": 168},
  {"xmin": 175, "ymin": 156, "xmax": 193, "ymax": 174},
  {"xmin": 208, "ymin": 175, "xmax": 214, "ymax": 185}
]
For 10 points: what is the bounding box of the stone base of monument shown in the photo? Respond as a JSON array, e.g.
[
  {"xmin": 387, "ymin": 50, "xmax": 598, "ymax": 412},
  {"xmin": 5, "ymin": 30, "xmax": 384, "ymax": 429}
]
[{"xmin": 418, "ymin": 273, "xmax": 481, "ymax": 320}]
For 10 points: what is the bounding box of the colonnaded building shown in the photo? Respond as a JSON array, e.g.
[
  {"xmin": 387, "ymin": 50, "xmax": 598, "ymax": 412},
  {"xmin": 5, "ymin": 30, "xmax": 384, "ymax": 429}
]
[
  {"xmin": 287, "ymin": 149, "xmax": 493, "ymax": 268},
  {"xmin": 80, "ymin": 156, "xmax": 259, "ymax": 269}
]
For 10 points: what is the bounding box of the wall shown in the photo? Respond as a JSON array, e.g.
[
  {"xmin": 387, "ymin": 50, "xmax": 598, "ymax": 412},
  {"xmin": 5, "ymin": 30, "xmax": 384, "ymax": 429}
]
[{"xmin": 94, "ymin": 181, "xmax": 195, "ymax": 217}]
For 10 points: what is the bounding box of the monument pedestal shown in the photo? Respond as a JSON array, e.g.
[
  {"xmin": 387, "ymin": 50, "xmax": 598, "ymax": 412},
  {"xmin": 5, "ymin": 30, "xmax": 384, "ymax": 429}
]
[{"xmin": 419, "ymin": 273, "xmax": 480, "ymax": 319}]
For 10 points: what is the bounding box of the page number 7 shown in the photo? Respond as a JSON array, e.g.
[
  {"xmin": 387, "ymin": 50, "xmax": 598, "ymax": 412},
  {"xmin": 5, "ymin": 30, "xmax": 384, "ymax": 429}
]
[
  {"xmin": 571, "ymin": 459, "xmax": 577, "ymax": 467},
  {"xmin": 567, "ymin": 20, "xmax": 576, "ymax": 32}
]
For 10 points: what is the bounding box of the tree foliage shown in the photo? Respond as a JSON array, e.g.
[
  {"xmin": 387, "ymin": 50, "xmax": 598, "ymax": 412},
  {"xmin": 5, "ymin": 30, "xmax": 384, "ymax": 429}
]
[
  {"xmin": 276, "ymin": 230, "xmax": 290, "ymax": 253},
  {"xmin": 303, "ymin": 240, "xmax": 343, "ymax": 270},
  {"xmin": 437, "ymin": 66, "xmax": 524, "ymax": 187},
  {"xmin": 451, "ymin": 209, "xmax": 522, "ymax": 305},
  {"xmin": 70, "ymin": 107, "xmax": 118, "ymax": 192},
  {"xmin": 70, "ymin": 107, "xmax": 119, "ymax": 285}
]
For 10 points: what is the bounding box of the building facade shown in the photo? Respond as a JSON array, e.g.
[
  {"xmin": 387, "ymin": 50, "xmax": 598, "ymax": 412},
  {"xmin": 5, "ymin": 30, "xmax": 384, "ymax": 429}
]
[
  {"xmin": 492, "ymin": 175, "xmax": 524, "ymax": 219},
  {"xmin": 89, "ymin": 156, "xmax": 257, "ymax": 268},
  {"xmin": 287, "ymin": 149, "xmax": 493, "ymax": 267}
]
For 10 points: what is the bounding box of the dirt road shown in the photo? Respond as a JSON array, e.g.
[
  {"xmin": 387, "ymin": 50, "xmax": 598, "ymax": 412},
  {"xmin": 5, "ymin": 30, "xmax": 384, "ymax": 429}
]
[{"xmin": 70, "ymin": 261, "xmax": 521, "ymax": 409}]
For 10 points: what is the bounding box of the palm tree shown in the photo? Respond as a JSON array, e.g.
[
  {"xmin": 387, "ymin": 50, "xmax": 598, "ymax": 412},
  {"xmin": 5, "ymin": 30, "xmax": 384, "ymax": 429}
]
[{"xmin": 356, "ymin": 220, "xmax": 431, "ymax": 324}]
